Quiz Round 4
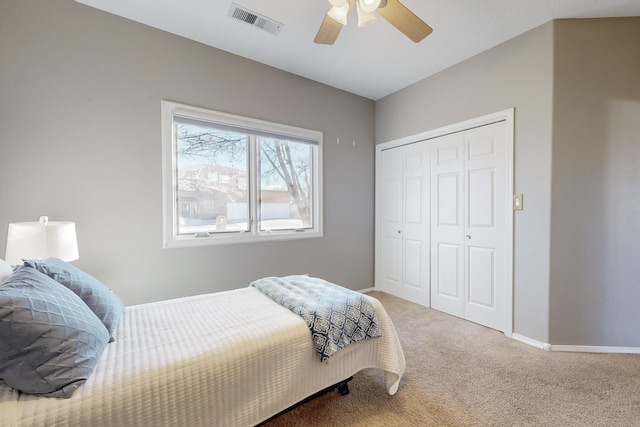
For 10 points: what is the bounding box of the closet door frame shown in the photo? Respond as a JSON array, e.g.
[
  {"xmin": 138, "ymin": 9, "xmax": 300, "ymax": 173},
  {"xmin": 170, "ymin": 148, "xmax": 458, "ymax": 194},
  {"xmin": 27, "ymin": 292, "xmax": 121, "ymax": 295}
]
[{"xmin": 375, "ymin": 108, "xmax": 514, "ymax": 337}]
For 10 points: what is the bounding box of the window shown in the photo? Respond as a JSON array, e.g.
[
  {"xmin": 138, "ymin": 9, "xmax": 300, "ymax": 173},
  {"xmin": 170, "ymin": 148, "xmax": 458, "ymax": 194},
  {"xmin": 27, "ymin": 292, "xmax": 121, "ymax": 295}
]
[{"xmin": 161, "ymin": 100, "xmax": 323, "ymax": 247}]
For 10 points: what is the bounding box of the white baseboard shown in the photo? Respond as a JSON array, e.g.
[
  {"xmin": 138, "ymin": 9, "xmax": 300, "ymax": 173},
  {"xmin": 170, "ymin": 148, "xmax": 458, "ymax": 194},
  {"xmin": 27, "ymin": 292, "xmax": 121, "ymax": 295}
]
[
  {"xmin": 511, "ymin": 333, "xmax": 552, "ymax": 351},
  {"xmin": 548, "ymin": 345, "xmax": 640, "ymax": 354},
  {"xmin": 512, "ymin": 333, "xmax": 640, "ymax": 354},
  {"xmin": 358, "ymin": 287, "xmax": 376, "ymax": 294},
  {"xmin": 366, "ymin": 295, "xmax": 640, "ymax": 354}
]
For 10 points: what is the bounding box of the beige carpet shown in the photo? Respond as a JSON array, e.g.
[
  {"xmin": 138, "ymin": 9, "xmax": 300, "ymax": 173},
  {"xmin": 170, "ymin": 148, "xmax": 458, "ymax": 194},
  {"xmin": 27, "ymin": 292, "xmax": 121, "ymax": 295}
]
[{"xmin": 263, "ymin": 291, "xmax": 640, "ymax": 426}]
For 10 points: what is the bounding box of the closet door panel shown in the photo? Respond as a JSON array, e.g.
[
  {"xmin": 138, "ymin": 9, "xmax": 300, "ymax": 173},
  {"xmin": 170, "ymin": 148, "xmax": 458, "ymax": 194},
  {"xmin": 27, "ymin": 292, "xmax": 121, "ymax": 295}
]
[
  {"xmin": 376, "ymin": 142, "xmax": 430, "ymax": 306},
  {"xmin": 379, "ymin": 149, "xmax": 403, "ymax": 297},
  {"xmin": 430, "ymin": 133, "xmax": 465, "ymax": 317},
  {"xmin": 464, "ymin": 122, "xmax": 508, "ymax": 331},
  {"xmin": 401, "ymin": 143, "xmax": 430, "ymax": 306},
  {"xmin": 468, "ymin": 168, "xmax": 495, "ymax": 228},
  {"xmin": 435, "ymin": 243, "xmax": 461, "ymax": 298},
  {"xmin": 404, "ymin": 239, "xmax": 423, "ymax": 288},
  {"xmin": 467, "ymin": 246, "xmax": 495, "ymax": 308}
]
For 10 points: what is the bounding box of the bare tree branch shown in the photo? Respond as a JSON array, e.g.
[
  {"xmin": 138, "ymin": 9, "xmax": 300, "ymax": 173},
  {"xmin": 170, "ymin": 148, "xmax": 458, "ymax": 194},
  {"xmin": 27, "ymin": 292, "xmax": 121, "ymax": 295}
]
[{"xmin": 177, "ymin": 124, "xmax": 312, "ymax": 225}]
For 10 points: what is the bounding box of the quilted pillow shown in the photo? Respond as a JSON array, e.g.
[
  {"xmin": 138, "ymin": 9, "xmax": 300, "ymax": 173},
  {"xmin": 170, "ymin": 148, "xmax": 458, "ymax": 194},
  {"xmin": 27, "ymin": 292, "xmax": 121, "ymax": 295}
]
[
  {"xmin": 24, "ymin": 258, "xmax": 124, "ymax": 342},
  {"xmin": 0, "ymin": 266, "xmax": 110, "ymax": 398},
  {"xmin": 0, "ymin": 258, "xmax": 12, "ymax": 283}
]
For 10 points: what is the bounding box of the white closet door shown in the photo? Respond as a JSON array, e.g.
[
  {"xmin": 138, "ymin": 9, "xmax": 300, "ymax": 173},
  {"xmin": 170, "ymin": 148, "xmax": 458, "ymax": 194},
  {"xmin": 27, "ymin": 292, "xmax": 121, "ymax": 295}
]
[
  {"xmin": 430, "ymin": 132, "xmax": 465, "ymax": 317},
  {"xmin": 401, "ymin": 143, "xmax": 430, "ymax": 306},
  {"xmin": 464, "ymin": 121, "xmax": 508, "ymax": 331},
  {"xmin": 378, "ymin": 142, "xmax": 430, "ymax": 306},
  {"xmin": 378, "ymin": 147, "xmax": 403, "ymax": 297},
  {"xmin": 430, "ymin": 121, "xmax": 509, "ymax": 332}
]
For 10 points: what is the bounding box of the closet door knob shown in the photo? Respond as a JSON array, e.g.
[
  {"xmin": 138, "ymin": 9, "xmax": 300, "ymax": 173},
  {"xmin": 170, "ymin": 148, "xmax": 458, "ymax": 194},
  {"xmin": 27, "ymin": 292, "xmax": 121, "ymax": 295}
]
[
  {"xmin": 397, "ymin": 230, "xmax": 401, "ymax": 234},
  {"xmin": 466, "ymin": 235, "xmax": 471, "ymax": 239}
]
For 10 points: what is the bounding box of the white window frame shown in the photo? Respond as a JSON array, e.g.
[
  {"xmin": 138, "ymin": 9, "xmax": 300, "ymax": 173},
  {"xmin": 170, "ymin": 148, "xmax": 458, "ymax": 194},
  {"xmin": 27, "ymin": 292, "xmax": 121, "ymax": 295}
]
[{"xmin": 161, "ymin": 100, "xmax": 323, "ymax": 248}]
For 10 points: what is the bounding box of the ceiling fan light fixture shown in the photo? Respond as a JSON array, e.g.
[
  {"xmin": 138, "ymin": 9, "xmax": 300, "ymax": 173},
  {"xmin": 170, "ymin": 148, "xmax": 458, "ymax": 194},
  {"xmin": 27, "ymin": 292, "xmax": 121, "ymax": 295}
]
[
  {"xmin": 327, "ymin": 3, "xmax": 349, "ymax": 25},
  {"xmin": 314, "ymin": 0, "xmax": 432, "ymax": 45},
  {"xmin": 358, "ymin": 0, "xmax": 381, "ymax": 13},
  {"xmin": 356, "ymin": 5, "xmax": 377, "ymax": 27}
]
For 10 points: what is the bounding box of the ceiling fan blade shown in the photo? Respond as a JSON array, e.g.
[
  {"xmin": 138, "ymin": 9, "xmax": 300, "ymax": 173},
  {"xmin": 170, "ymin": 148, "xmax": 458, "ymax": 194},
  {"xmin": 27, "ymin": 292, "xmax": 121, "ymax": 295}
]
[
  {"xmin": 377, "ymin": 0, "xmax": 433, "ymax": 43},
  {"xmin": 314, "ymin": 0, "xmax": 355, "ymax": 45},
  {"xmin": 314, "ymin": 11, "xmax": 344, "ymax": 45}
]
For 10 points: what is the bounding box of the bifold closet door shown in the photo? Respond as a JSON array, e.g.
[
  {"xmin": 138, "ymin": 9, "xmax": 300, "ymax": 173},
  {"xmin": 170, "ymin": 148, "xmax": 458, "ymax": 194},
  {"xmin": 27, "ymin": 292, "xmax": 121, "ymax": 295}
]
[
  {"xmin": 379, "ymin": 146, "xmax": 404, "ymax": 298},
  {"xmin": 430, "ymin": 132, "xmax": 466, "ymax": 318},
  {"xmin": 431, "ymin": 121, "xmax": 508, "ymax": 332},
  {"xmin": 378, "ymin": 142, "xmax": 430, "ymax": 307},
  {"xmin": 464, "ymin": 122, "xmax": 508, "ymax": 331}
]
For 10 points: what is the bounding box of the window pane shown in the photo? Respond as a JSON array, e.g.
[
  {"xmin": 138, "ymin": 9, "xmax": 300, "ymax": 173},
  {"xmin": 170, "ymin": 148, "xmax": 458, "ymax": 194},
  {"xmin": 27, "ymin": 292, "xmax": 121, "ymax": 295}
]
[
  {"xmin": 175, "ymin": 121, "xmax": 249, "ymax": 235},
  {"xmin": 259, "ymin": 139, "xmax": 313, "ymax": 231}
]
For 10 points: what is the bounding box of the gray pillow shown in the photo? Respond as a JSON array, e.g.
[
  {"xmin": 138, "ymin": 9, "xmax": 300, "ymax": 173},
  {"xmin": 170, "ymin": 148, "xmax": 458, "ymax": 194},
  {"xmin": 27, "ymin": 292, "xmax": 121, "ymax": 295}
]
[
  {"xmin": 0, "ymin": 266, "xmax": 110, "ymax": 398},
  {"xmin": 24, "ymin": 258, "xmax": 124, "ymax": 342}
]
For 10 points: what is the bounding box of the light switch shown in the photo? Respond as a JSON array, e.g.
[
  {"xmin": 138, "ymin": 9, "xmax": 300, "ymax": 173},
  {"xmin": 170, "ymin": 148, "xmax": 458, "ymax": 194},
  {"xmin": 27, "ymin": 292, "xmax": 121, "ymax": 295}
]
[{"xmin": 513, "ymin": 194, "xmax": 523, "ymax": 211}]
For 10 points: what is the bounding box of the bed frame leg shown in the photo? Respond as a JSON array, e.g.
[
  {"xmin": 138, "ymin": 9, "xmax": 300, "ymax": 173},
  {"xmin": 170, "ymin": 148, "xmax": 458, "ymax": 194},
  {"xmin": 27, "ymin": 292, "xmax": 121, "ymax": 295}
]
[
  {"xmin": 256, "ymin": 376, "xmax": 356, "ymax": 425},
  {"xmin": 336, "ymin": 376, "xmax": 353, "ymax": 396}
]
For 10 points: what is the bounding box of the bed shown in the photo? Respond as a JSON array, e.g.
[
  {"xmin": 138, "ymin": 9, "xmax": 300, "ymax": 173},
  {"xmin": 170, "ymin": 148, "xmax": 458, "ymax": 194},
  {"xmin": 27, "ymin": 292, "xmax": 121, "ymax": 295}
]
[{"xmin": 0, "ymin": 270, "xmax": 405, "ymax": 427}]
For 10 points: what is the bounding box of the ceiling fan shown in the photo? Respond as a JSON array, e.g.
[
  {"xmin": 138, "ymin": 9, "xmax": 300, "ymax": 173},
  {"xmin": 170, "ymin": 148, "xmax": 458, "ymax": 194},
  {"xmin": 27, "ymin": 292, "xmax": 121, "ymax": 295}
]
[{"xmin": 314, "ymin": 0, "xmax": 433, "ymax": 45}]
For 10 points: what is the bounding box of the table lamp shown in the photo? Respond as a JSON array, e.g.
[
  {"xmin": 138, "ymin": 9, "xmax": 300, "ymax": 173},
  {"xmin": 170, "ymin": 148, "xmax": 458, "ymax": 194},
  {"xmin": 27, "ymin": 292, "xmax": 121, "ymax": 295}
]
[{"xmin": 5, "ymin": 216, "xmax": 79, "ymax": 266}]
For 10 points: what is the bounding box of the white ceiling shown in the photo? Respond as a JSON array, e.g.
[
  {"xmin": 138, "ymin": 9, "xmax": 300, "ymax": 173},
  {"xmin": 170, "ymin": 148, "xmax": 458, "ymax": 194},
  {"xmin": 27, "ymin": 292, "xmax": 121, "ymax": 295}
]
[{"xmin": 75, "ymin": 0, "xmax": 640, "ymax": 100}]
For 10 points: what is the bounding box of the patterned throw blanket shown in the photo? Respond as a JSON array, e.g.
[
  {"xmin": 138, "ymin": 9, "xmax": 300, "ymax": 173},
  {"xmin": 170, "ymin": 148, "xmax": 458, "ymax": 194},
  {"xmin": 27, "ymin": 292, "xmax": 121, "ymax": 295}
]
[{"xmin": 250, "ymin": 276, "xmax": 383, "ymax": 362}]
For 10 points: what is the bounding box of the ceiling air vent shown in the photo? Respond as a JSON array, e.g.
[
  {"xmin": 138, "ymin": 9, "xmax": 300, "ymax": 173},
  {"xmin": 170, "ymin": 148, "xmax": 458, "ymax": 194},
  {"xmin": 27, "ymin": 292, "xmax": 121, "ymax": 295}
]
[{"xmin": 227, "ymin": 3, "xmax": 283, "ymax": 35}]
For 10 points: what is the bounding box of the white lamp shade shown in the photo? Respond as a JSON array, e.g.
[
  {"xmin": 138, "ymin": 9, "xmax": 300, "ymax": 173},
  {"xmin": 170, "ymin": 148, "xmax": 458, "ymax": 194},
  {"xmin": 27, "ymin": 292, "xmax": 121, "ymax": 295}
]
[
  {"xmin": 327, "ymin": 3, "xmax": 349, "ymax": 25},
  {"xmin": 358, "ymin": 0, "xmax": 380, "ymax": 13},
  {"xmin": 5, "ymin": 220, "xmax": 79, "ymax": 265},
  {"xmin": 357, "ymin": 4, "xmax": 377, "ymax": 27}
]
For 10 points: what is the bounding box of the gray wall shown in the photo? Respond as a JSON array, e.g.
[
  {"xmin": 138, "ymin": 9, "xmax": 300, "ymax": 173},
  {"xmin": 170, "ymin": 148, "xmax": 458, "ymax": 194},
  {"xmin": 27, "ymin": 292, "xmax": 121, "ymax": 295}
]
[
  {"xmin": 549, "ymin": 18, "xmax": 640, "ymax": 346},
  {"xmin": 376, "ymin": 24, "xmax": 555, "ymax": 344},
  {"xmin": 376, "ymin": 17, "xmax": 640, "ymax": 347},
  {"xmin": 0, "ymin": 0, "xmax": 376, "ymax": 304}
]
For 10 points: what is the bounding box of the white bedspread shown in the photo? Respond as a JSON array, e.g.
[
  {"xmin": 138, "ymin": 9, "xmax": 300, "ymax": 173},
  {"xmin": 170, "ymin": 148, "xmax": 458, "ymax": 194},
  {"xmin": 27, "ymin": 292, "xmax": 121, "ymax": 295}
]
[{"xmin": 0, "ymin": 288, "xmax": 405, "ymax": 427}]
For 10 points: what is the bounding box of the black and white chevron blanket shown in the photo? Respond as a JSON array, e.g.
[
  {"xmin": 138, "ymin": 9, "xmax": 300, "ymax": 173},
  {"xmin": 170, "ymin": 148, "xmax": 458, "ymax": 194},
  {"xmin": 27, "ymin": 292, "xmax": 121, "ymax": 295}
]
[{"xmin": 250, "ymin": 275, "xmax": 382, "ymax": 362}]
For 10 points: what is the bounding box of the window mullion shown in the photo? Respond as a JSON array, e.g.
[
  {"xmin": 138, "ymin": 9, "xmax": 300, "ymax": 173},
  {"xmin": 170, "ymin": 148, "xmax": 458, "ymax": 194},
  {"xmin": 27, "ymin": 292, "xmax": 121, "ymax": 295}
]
[{"xmin": 249, "ymin": 136, "xmax": 260, "ymax": 235}]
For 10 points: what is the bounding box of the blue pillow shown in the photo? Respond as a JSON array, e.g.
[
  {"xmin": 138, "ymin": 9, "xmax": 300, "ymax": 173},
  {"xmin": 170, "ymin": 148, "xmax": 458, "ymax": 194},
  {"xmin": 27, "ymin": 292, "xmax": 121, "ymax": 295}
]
[
  {"xmin": 0, "ymin": 266, "xmax": 110, "ymax": 398},
  {"xmin": 24, "ymin": 258, "xmax": 124, "ymax": 342}
]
